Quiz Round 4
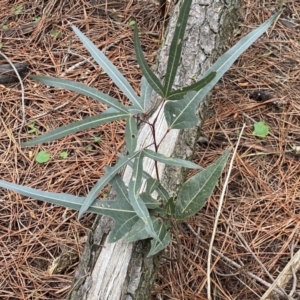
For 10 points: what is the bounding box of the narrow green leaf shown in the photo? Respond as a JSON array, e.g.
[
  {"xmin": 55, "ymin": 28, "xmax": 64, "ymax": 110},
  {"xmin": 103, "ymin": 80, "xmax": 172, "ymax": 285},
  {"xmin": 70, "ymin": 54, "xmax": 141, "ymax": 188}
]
[
  {"xmin": 156, "ymin": 184, "xmax": 169, "ymax": 205},
  {"xmin": 129, "ymin": 152, "xmax": 160, "ymax": 242},
  {"xmin": 134, "ymin": 24, "xmax": 164, "ymax": 97},
  {"xmin": 129, "ymin": 76, "xmax": 154, "ymax": 114},
  {"xmin": 186, "ymin": 12, "xmax": 280, "ymax": 106},
  {"xmin": 0, "ymin": 179, "xmax": 86, "ymax": 209},
  {"xmin": 22, "ymin": 109, "xmax": 128, "ymax": 147},
  {"xmin": 164, "ymin": 90, "xmax": 199, "ymax": 129},
  {"xmin": 130, "ymin": 151, "xmax": 144, "ymax": 196},
  {"xmin": 79, "ymin": 150, "xmax": 142, "ymax": 219},
  {"xmin": 174, "ymin": 148, "xmax": 231, "ymax": 220},
  {"xmin": 70, "ymin": 24, "xmax": 141, "ymax": 108},
  {"xmin": 164, "ymin": 0, "xmax": 192, "ymax": 96},
  {"xmin": 125, "ymin": 116, "xmax": 138, "ymax": 154},
  {"xmin": 30, "ymin": 75, "xmax": 129, "ymax": 114},
  {"xmin": 167, "ymin": 71, "xmax": 216, "ymax": 100},
  {"xmin": 144, "ymin": 149, "xmax": 202, "ymax": 169},
  {"xmin": 165, "ymin": 197, "xmax": 175, "ymax": 216},
  {"xmin": 145, "ymin": 178, "xmax": 159, "ymax": 194},
  {"xmin": 140, "ymin": 76, "xmax": 153, "ymax": 112},
  {"xmin": 0, "ymin": 179, "xmax": 138, "ymax": 243},
  {"xmin": 164, "ymin": 12, "xmax": 280, "ymax": 130},
  {"xmin": 140, "ymin": 192, "xmax": 160, "ymax": 209},
  {"xmin": 148, "ymin": 222, "xmax": 171, "ymax": 257}
]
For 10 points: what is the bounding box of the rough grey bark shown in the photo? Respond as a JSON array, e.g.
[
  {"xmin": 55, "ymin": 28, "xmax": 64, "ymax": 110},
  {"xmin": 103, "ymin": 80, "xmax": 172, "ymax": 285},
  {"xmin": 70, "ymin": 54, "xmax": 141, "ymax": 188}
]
[
  {"xmin": 66, "ymin": 0, "xmax": 241, "ymax": 299},
  {"xmin": 0, "ymin": 63, "xmax": 28, "ymax": 85}
]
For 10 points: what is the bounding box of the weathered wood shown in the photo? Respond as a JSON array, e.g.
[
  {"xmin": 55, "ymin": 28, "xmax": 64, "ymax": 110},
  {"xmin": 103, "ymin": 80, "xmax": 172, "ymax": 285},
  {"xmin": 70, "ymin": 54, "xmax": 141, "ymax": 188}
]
[{"xmin": 67, "ymin": 0, "xmax": 241, "ymax": 299}]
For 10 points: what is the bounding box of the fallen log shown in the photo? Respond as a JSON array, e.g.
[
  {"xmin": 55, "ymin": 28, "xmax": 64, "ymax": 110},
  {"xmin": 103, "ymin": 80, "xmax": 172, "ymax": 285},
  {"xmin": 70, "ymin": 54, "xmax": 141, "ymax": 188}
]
[{"xmin": 67, "ymin": 0, "xmax": 240, "ymax": 299}]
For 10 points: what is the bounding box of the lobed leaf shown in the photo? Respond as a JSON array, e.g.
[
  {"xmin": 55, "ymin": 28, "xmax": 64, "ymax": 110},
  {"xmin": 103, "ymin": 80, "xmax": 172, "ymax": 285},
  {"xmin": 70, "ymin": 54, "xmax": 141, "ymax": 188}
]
[
  {"xmin": 174, "ymin": 148, "xmax": 231, "ymax": 220},
  {"xmin": 125, "ymin": 219, "xmax": 148, "ymax": 242},
  {"xmin": 108, "ymin": 175, "xmax": 140, "ymax": 242},
  {"xmin": 164, "ymin": 90, "xmax": 199, "ymax": 129},
  {"xmin": 0, "ymin": 179, "xmax": 138, "ymax": 242},
  {"xmin": 164, "ymin": 12, "xmax": 280, "ymax": 130},
  {"xmin": 185, "ymin": 12, "xmax": 281, "ymax": 107},
  {"xmin": 70, "ymin": 24, "xmax": 141, "ymax": 109},
  {"xmin": 79, "ymin": 150, "xmax": 143, "ymax": 219},
  {"xmin": 22, "ymin": 108, "xmax": 129, "ymax": 147}
]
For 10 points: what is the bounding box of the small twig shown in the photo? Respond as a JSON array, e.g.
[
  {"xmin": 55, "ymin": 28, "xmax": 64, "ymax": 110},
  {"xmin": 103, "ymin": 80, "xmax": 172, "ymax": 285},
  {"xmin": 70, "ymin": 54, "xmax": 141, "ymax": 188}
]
[
  {"xmin": 289, "ymin": 239, "xmax": 297, "ymax": 297},
  {"xmin": 207, "ymin": 124, "xmax": 245, "ymax": 300},
  {"xmin": 259, "ymin": 248, "xmax": 300, "ymax": 300},
  {"xmin": 289, "ymin": 267, "xmax": 297, "ymax": 297},
  {"xmin": 61, "ymin": 55, "xmax": 94, "ymax": 77},
  {"xmin": 0, "ymin": 51, "xmax": 26, "ymax": 139}
]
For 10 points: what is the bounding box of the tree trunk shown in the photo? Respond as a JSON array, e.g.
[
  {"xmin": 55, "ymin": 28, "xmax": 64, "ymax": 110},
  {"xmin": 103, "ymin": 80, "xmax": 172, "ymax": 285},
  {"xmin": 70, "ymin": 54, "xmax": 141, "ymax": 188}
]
[{"xmin": 67, "ymin": 0, "xmax": 241, "ymax": 299}]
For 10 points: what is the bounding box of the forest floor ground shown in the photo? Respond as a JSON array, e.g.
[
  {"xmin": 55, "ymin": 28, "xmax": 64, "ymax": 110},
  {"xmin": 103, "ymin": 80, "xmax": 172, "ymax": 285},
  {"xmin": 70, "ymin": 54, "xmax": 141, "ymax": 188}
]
[{"xmin": 0, "ymin": 0, "xmax": 299, "ymax": 299}]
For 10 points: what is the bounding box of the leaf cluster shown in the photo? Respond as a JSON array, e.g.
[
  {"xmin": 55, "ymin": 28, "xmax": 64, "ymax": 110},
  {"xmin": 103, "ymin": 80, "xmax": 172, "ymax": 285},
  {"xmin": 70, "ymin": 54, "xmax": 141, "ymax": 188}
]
[{"xmin": 0, "ymin": 0, "xmax": 280, "ymax": 257}]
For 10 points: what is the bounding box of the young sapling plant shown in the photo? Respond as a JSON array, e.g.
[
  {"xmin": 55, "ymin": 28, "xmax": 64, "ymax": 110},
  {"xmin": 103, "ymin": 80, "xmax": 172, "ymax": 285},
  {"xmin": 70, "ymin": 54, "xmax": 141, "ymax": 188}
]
[{"xmin": 0, "ymin": 0, "xmax": 281, "ymax": 257}]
